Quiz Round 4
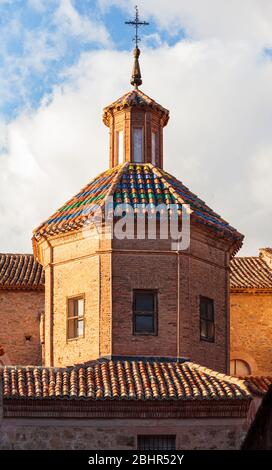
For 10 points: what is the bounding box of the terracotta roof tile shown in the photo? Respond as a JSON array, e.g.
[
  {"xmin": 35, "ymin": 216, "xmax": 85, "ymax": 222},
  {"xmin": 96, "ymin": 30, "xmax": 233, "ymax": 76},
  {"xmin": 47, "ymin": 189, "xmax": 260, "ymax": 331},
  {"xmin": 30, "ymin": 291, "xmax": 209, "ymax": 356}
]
[
  {"xmin": 0, "ymin": 359, "xmax": 251, "ymax": 401},
  {"xmin": 245, "ymin": 376, "xmax": 272, "ymax": 395},
  {"xmin": 103, "ymin": 89, "xmax": 169, "ymax": 127},
  {"xmin": 33, "ymin": 163, "xmax": 243, "ymax": 250},
  {"xmin": 0, "ymin": 254, "xmax": 44, "ymax": 290},
  {"xmin": 230, "ymin": 257, "xmax": 272, "ymax": 289}
]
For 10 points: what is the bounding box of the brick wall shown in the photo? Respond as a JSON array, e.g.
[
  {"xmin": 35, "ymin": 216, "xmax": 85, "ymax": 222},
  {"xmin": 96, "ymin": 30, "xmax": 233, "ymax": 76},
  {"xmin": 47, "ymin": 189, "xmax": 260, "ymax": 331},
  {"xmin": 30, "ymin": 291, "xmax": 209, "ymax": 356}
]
[
  {"xmin": 112, "ymin": 226, "xmax": 230, "ymax": 372},
  {"xmin": 0, "ymin": 417, "xmax": 247, "ymax": 450},
  {"xmin": 0, "ymin": 290, "xmax": 44, "ymax": 365},
  {"xmin": 38, "ymin": 219, "xmax": 232, "ymax": 371},
  {"xmin": 230, "ymin": 291, "xmax": 272, "ymax": 375}
]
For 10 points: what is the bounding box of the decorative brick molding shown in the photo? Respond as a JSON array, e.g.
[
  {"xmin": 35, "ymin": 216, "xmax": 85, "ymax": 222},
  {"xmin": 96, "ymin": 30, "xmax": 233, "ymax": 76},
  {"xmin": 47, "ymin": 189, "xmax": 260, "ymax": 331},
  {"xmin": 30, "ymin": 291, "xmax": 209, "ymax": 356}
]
[{"xmin": 3, "ymin": 398, "xmax": 250, "ymax": 419}]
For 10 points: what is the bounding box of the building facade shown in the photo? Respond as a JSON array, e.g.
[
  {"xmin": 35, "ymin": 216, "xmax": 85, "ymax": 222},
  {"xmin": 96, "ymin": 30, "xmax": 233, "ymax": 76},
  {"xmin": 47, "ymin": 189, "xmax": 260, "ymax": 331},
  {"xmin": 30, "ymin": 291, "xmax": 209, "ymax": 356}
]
[
  {"xmin": 0, "ymin": 40, "xmax": 268, "ymax": 450},
  {"xmin": 0, "ymin": 358, "xmax": 251, "ymax": 450},
  {"xmin": 0, "ymin": 254, "xmax": 44, "ymax": 366},
  {"xmin": 32, "ymin": 61, "xmax": 243, "ymax": 372},
  {"xmin": 230, "ymin": 248, "xmax": 272, "ymax": 376}
]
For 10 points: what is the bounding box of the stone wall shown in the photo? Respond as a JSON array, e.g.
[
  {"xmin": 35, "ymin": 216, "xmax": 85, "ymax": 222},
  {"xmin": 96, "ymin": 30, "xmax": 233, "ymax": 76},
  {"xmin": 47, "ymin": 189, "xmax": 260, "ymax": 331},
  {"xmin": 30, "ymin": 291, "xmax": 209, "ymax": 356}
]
[
  {"xmin": 0, "ymin": 290, "xmax": 44, "ymax": 365},
  {"xmin": 0, "ymin": 417, "xmax": 247, "ymax": 450},
  {"xmin": 230, "ymin": 291, "xmax": 272, "ymax": 375}
]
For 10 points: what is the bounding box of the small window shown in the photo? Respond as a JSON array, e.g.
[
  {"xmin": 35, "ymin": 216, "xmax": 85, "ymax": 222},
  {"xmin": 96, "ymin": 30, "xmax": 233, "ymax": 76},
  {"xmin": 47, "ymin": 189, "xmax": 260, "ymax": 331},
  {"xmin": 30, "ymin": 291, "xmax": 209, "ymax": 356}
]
[
  {"xmin": 133, "ymin": 290, "xmax": 157, "ymax": 335},
  {"xmin": 138, "ymin": 435, "xmax": 176, "ymax": 450},
  {"xmin": 67, "ymin": 296, "xmax": 85, "ymax": 340},
  {"xmin": 133, "ymin": 128, "xmax": 143, "ymax": 163},
  {"xmin": 116, "ymin": 130, "xmax": 124, "ymax": 164},
  {"xmin": 200, "ymin": 296, "xmax": 215, "ymax": 342},
  {"xmin": 151, "ymin": 131, "xmax": 158, "ymax": 165},
  {"xmin": 230, "ymin": 359, "xmax": 251, "ymax": 377}
]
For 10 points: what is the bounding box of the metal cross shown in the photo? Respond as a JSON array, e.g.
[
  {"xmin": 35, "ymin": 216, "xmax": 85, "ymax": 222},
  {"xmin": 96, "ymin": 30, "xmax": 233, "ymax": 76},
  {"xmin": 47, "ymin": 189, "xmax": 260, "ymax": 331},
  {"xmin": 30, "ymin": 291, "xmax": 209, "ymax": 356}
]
[{"xmin": 125, "ymin": 5, "xmax": 149, "ymax": 48}]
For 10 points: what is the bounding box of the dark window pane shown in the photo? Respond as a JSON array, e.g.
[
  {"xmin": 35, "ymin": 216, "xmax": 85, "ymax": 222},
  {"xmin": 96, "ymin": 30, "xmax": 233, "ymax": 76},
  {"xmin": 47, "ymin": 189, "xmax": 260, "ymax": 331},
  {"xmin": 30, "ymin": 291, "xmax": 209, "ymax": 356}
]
[
  {"xmin": 200, "ymin": 319, "xmax": 214, "ymax": 341},
  {"xmin": 135, "ymin": 314, "xmax": 154, "ymax": 333},
  {"xmin": 68, "ymin": 299, "xmax": 75, "ymax": 318},
  {"xmin": 207, "ymin": 321, "xmax": 214, "ymax": 340},
  {"xmin": 68, "ymin": 318, "xmax": 77, "ymax": 339},
  {"xmin": 206, "ymin": 302, "xmax": 214, "ymax": 320},
  {"xmin": 200, "ymin": 301, "xmax": 207, "ymax": 319},
  {"xmin": 138, "ymin": 435, "xmax": 176, "ymax": 450},
  {"xmin": 135, "ymin": 293, "xmax": 154, "ymax": 312},
  {"xmin": 200, "ymin": 318, "xmax": 207, "ymax": 339}
]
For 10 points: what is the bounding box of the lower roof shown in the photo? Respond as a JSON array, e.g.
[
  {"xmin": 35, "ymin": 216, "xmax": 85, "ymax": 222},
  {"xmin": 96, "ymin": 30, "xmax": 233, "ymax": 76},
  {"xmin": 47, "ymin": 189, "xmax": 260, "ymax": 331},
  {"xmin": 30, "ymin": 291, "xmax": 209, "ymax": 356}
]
[
  {"xmin": 245, "ymin": 376, "xmax": 272, "ymax": 395},
  {"xmin": 230, "ymin": 256, "xmax": 272, "ymax": 290},
  {"xmin": 0, "ymin": 357, "xmax": 250, "ymax": 402},
  {"xmin": 0, "ymin": 253, "xmax": 44, "ymax": 291}
]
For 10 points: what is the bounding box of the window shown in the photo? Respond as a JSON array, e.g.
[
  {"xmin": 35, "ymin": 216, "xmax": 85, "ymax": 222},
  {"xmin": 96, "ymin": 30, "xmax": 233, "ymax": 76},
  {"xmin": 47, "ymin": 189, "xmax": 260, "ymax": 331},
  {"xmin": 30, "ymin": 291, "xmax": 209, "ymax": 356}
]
[
  {"xmin": 133, "ymin": 290, "xmax": 157, "ymax": 335},
  {"xmin": 133, "ymin": 128, "xmax": 143, "ymax": 162},
  {"xmin": 151, "ymin": 131, "xmax": 158, "ymax": 165},
  {"xmin": 230, "ymin": 359, "xmax": 251, "ymax": 377},
  {"xmin": 116, "ymin": 130, "xmax": 124, "ymax": 164},
  {"xmin": 67, "ymin": 296, "xmax": 85, "ymax": 340},
  {"xmin": 200, "ymin": 296, "xmax": 215, "ymax": 342},
  {"xmin": 138, "ymin": 435, "xmax": 176, "ymax": 450}
]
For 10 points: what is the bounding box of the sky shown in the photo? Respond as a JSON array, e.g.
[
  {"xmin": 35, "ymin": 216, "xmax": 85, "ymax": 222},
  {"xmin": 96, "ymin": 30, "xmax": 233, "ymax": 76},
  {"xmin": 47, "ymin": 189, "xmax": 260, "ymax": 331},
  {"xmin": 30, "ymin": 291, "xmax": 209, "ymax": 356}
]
[{"xmin": 1, "ymin": 0, "xmax": 272, "ymax": 255}]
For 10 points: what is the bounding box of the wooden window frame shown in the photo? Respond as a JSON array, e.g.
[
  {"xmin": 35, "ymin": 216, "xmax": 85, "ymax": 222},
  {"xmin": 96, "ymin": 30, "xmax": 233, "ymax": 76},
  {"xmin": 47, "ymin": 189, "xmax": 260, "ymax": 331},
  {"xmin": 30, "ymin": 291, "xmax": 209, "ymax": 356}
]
[
  {"xmin": 133, "ymin": 289, "xmax": 158, "ymax": 336},
  {"xmin": 66, "ymin": 294, "xmax": 85, "ymax": 341},
  {"xmin": 199, "ymin": 296, "xmax": 215, "ymax": 343},
  {"xmin": 230, "ymin": 359, "xmax": 251, "ymax": 376}
]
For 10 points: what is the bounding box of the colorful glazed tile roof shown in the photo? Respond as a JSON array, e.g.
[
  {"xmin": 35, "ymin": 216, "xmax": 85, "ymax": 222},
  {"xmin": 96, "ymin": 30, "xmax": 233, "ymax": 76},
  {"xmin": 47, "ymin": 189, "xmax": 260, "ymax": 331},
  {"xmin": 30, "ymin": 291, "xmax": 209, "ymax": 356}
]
[
  {"xmin": 103, "ymin": 89, "xmax": 169, "ymax": 127},
  {"xmin": 0, "ymin": 254, "xmax": 44, "ymax": 291},
  {"xmin": 0, "ymin": 358, "xmax": 250, "ymax": 400},
  {"xmin": 230, "ymin": 257, "xmax": 272, "ymax": 289},
  {"xmin": 245, "ymin": 376, "xmax": 272, "ymax": 396},
  {"xmin": 33, "ymin": 163, "xmax": 243, "ymax": 250}
]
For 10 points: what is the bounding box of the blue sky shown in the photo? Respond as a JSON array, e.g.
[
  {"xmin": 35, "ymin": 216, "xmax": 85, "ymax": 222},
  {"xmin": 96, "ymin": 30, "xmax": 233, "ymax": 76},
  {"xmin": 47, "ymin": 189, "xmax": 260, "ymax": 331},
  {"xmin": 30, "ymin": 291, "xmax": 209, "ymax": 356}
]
[
  {"xmin": 0, "ymin": 0, "xmax": 183, "ymax": 121},
  {"xmin": 1, "ymin": 0, "xmax": 272, "ymax": 254}
]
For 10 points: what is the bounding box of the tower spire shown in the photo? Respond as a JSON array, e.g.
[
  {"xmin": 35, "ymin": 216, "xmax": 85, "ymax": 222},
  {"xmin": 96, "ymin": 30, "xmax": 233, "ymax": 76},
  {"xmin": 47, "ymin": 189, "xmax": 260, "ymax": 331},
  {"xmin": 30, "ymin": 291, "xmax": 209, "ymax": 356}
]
[{"xmin": 125, "ymin": 5, "xmax": 149, "ymax": 89}]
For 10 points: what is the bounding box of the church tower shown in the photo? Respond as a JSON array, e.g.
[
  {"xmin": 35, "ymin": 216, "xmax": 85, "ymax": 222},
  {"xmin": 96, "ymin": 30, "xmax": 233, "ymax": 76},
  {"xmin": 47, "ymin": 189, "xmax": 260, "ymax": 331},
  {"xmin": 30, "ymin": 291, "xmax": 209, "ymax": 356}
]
[
  {"xmin": 103, "ymin": 47, "xmax": 169, "ymax": 169},
  {"xmin": 33, "ymin": 8, "xmax": 243, "ymax": 372}
]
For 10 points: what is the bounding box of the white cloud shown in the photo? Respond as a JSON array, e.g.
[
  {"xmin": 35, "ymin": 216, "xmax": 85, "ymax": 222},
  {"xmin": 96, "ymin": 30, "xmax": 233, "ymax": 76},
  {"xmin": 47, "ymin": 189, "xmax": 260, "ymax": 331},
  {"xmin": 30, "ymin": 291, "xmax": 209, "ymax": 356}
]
[
  {"xmin": 1, "ymin": 1, "xmax": 272, "ymax": 255},
  {"xmin": 54, "ymin": 0, "xmax": 111, "ymax": 46},
  {"xmin": 0, "ymin": 0, "xmax": 111, "ymax": 113},
  {"xmin": 99, "ymin": 0, "xmax": 272, "ymax": 47}
]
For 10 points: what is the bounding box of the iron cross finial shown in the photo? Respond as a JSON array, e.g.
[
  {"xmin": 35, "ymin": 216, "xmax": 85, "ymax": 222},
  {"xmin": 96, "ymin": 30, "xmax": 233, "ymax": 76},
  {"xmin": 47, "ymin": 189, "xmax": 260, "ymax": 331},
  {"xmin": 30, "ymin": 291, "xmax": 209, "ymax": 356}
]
[
  {"xmin": 125, "ymin": 5, "xmax": 149, "ymax": 48},
  {"xmin": 125, "ymin": 6, "xmax": 149, "ymax": 88}
]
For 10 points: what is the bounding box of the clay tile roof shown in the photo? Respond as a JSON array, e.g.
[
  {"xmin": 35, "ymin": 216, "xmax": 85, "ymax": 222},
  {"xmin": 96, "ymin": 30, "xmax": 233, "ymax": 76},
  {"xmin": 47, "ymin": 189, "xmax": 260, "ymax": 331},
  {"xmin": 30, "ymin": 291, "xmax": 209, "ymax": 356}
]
[
  {"xmin": 103, "ymin": 89, "xmax": 169, "ymax": 127},
  {"xmin": 0, "ymin": 359, "xmax": 251, "ymax": 401},
  {"xmin": 0, "ymin": 345, "xmax": 4, "ymax": 357},
  {"xmin": 244, "ymin": 376, "xmax": 272, "ymax": 396},
  {"xmin": 33, "ymin": 163, "xmax": 243, "ymax": 254},
  {"xmin": 230, "ymin": 257, "xmax": 272, "ymax": 289},
  {"xmin": 0, "ymin": 254, "xmax": 44, "ymax": 291}
]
